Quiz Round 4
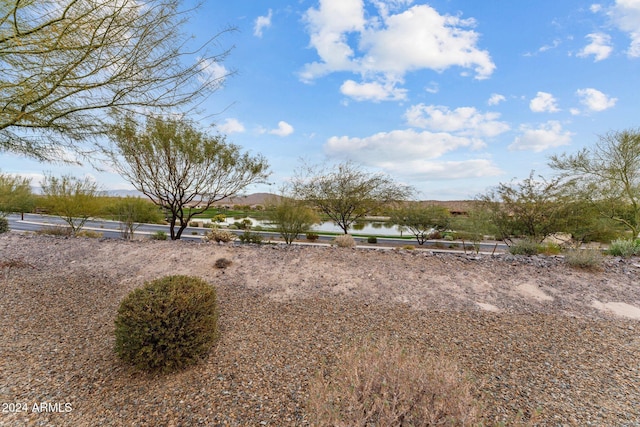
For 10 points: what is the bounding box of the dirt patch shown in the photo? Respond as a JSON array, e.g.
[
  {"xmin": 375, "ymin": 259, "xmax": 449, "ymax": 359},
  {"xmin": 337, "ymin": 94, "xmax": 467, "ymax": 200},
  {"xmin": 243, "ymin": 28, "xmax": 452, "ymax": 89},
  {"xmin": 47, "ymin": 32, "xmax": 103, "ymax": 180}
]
[{"xmin": 592, "ymin": 300, "xmax": 640, "ymax": 319}]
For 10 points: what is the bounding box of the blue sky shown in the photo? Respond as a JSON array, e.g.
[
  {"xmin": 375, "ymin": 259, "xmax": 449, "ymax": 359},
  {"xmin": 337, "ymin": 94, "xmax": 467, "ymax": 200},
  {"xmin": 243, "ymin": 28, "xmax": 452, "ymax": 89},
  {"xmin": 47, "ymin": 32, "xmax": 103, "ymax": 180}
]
[{"xmin": 2, "ymin": 0, "xmax": 640, "ymax": 199}]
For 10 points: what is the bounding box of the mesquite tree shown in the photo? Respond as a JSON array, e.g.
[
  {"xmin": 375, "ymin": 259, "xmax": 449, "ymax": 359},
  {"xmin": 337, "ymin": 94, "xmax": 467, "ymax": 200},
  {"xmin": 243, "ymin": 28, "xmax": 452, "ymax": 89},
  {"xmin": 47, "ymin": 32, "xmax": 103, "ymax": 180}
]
[
  {"xmin": 108, "ymin": 116, "xmax": 269, "ymax": 240},
  {"xmin": 293, "ymin": 161, "xmax": 413, "ymax": 234}
]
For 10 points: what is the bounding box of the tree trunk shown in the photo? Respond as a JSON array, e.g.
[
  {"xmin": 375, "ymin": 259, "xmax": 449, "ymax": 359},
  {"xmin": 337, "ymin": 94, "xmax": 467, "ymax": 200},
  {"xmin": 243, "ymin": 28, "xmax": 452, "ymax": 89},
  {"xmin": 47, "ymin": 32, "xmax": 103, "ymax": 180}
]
[{"xmin": 169, "ymin": 217, "xmax": 177, "ymax": 240}]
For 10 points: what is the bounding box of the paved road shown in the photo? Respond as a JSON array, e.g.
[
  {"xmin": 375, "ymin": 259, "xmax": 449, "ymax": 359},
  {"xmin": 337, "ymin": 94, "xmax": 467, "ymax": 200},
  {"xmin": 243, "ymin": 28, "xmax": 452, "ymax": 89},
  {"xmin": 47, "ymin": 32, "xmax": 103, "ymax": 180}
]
[{"xmin": 5, "ymin": 213, "xmax": 507, "ymax": 252}]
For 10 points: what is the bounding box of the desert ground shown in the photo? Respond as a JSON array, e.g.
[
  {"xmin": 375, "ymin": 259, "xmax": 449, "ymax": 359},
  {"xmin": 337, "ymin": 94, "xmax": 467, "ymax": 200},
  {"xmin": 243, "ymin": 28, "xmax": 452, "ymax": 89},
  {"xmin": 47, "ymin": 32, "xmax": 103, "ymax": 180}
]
[{"xmin": 1, "ymin": 232, "xmax": 639, "ymax": 426}]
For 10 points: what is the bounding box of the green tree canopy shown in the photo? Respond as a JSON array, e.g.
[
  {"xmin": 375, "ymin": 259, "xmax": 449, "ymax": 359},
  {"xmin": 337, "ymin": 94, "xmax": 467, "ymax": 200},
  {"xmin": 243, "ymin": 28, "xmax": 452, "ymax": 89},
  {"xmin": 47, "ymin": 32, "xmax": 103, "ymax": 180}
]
[
  {"xmin": 1, "ymin": 0, "xmax": 232, "ymax": 160},
  {"xmin": 292, "ymin": 161, "xmax": 413, "ymax": 234},
  {"xmin": 265, "ymin": 193, "xmax": 319, "ymax": 245},
  {"xmin": 106, "ymin": 196, "xmax": 163, "ymax": 240},
  {"xmin": 108, "ymin": 116, "xmax": 270, "ymax": 240},
  {"xmin": 549, "ymin": 128, "xmax": 640, "ymax": 238},
  {"xmin": 0, "ymin": 172, "xmax": 35, "ymax": 216},
  {"xmin": 478, "ymin": 171, "xmax": 567, "ymax": 244},
  {"xmin": 390, "ymin": 203, "xmax": 450, "ymax": 245},
  {"xmin": 40, "ymin": 174, "xmax": 102, "ymax": 235}
]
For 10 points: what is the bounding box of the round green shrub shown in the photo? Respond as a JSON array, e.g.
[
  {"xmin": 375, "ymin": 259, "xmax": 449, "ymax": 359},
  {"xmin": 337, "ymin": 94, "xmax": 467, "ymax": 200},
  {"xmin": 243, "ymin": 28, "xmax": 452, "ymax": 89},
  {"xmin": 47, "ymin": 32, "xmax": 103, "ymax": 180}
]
[
  {"xmin": 114, "ymin": 275, "xmax": 219, "ymax": 373},
  {"xmin": 150, "ymin": 230, "xmax": 168, "ymax": 240}
]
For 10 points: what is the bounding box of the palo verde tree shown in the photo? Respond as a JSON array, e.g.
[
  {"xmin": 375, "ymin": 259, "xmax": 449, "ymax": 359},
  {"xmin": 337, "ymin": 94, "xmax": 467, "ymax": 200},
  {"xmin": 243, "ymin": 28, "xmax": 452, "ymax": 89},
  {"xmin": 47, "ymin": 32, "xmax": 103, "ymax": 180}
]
[
  {"xmin": 477, "ymin": 171, "xmax": 567, "ymax": 244},
  {"xmin": 549, "ymin": 128, "xmax": 640, "ymax": 238},
  {"xmin": 0, "ymin": 172, "xmax": 35, "ymax": 219},
  {"xmin": 40, "ymin": 174, "xmax": 103, "ymax": 235},
  {"xmin": 265, "ymin": 190, "xmax": 320, "ymax": 245},
  {"xmin": 0, "ymin": 0, "xmax": 233, "ymax": 160},
  {"xmin": 108, "ymin": 116, "xmax": 270, "ymax": 240},
  {"xmin": 292, "ymin": 161, "xmax": 413, "ymax": 234},
  {"xmin": 390, "ymin": 203, "xmax": 450, "ymax": 245},
  {"xmin": 106, "ymin": 196, "xmax": 163, "ymax": 240}
]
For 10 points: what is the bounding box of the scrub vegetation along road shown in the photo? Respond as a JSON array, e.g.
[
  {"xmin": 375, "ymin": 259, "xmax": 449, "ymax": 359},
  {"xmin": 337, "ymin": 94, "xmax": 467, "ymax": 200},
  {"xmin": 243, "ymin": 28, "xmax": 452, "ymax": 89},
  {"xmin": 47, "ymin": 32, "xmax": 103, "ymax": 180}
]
[{"xmin": 1, "ymin": 233, "xmax": 639, "ymax": 425}]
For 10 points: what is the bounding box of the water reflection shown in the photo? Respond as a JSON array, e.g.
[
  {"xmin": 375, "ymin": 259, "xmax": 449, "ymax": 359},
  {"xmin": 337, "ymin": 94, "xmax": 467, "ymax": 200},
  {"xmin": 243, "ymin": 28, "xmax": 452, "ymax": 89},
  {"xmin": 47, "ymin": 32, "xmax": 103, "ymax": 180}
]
[{"xmin": 207, "ymin": 216, "xmax": 404, "ymax": 235}]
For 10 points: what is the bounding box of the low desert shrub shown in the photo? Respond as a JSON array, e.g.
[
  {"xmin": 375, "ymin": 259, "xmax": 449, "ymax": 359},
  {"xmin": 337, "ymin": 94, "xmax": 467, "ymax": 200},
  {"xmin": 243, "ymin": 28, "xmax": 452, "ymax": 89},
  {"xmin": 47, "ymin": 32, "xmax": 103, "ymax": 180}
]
[
  {"xmin": 509, "ymin": 239, "xmax": 541, "ymax": 256},
  {"xmin": 308, "ymin": 338, "xmax": 481, "ymax": 426},
  {"xmin": 564, "ymin": 249, "xmax": 603, "ymax": 270},
  {"xmin": 306, "ymin": 232, "xmax": 319, "ymax": 241},
  {"xmin": 204, "ymin": 229, "xmax": 236, "ymax": 243},
  {"xmin": 214, "ymin": 258, "xmax": 232, "ymax": 269},
  {"xmin": 75, "ymin": 230, "xmax": 103, "ymax": 238},
  {"xmin": 539, "ymin": 242, "xmax": 562, "ymax": 256},
  {"xmin": 608, "ymin": 238, "xmax": 640, "ymax": 257},
  {"xmin": 35, "ymin": 226, "xmax": 73, "ymax": 237},
  {"xmin": 150, "ymin": 230, "xmax": 168, "ymax": 240},
  {"xmin": 367, "ymin": 236, "xmax": 378, "ymax": 244},
  {"xmin": 334, "ymin": 234, "xmax": 356, "ymax": 248},
  {"xmin": 0, "ymin": 217, "xmax": 8, "ymax": 234},
  {"xmin": 114, "ymin": 275, "xmax": 219, "ymax": 373},
  {"xmin": 238, "ymin": 231, "xmax": 263, "ymax": 244}
]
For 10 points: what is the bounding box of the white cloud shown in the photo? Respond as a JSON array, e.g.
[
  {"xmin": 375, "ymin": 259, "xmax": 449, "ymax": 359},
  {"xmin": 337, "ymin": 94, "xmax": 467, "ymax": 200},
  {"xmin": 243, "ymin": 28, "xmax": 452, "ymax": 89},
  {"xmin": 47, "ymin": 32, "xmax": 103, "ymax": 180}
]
[
  {"xmin": 424, "ymin": 82, "xmax": 439, "ymax": 94},
  {"xmin": 487, "ymin": 93, "xmax": 506, "ymax": 106},
  {"xmin": 370, "ymin": 0, "xmax": 415, "ymax": 19},
  {"xmin": 218, "ymin": 118, "xmax": 245, "ymax": 134},
  {"xmin": 509, "ymin": 121, "xmax": 573, "ymax": 152},
  {"xmin": 374, "ymin": 159, "xmax": 503, "ymax": 180},
  {"xmin": 269, "ymin": 121, "xmax": 294, "ymax": 137},
  {"xmin": 529, "ymin": 92, "xmax": 560, "ymax": 113},
  {"xmin": 538, "ymin": 39, "xmax": 561, "ymax": 53},
  {"xmin": 323, "ymin": 128, "xmax": 503, "ymax": 181},
  {"xmin": 358, "ymin": 5, "xmax": 495, "ymax": 79},
  {"xmin": 590, "ymin": 4, "xmax": 603, "ymax": 13},
  {"xmin": 254, "ymin": 9, "xmax": 273, "ymax": 38},
  {"xmin": 340, "ymin": 79, "xmax": 407, "ymax": 102},
  {"xmin": 197, "ymin": 58, "xmax": 228, "ymax": 87},
  {"xmin": 577, "ymin": 33, "xmax": 613, "ymax": 61},
  {"xmin": 405, "ymin": 104, "xmax": 509, "ymax": 137},
  {"xmin": 576, "ymin": 88, "xmax": 618, "ymax": 111},
  {"xmin": 325, "ymin": 129, "xmax": 481, "ymax": 163},
  {"xmin": 609, "ymin": 0, "xmax": 640, "ymax": 57},
  {"xmin": 300, "ymin": 1, "xmax": 495, "ymax": 98}
]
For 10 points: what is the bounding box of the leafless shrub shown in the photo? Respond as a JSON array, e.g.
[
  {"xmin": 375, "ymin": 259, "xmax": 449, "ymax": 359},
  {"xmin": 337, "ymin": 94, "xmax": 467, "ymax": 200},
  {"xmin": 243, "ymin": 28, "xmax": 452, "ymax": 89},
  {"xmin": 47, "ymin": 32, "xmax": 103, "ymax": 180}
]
[
  {"xmin": 204, "ymin": 229, "xmax": 236, "ymax": 243},
  {"xmin": 333, "ymin": 234, "xmax": 356, "ymax": 248},
  {"xmin": 307, "ymin": 338, "xmax": 481, "ymax": 426},
  {"xmin": 35, "ymin": 226, "xmax": 73, "ymax": 237},
  {"xmin": 214, "ymin": 258, "xmax": 232, "ymax": 269}
]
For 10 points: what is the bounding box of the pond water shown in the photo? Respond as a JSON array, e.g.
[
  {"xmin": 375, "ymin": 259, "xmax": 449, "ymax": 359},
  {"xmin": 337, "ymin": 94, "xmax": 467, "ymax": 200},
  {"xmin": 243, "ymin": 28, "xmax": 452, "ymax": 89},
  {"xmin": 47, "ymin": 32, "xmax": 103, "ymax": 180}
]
[{"xmin": 202, "ymin": 216, "xmax": 405, "ymax": 236}]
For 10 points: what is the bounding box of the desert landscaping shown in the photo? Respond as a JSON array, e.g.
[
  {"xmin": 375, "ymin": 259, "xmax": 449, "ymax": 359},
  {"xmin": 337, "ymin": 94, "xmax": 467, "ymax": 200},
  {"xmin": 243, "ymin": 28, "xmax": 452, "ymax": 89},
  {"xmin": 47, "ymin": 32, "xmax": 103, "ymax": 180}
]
[{"xmin": 1, "ymin": 232, "xmax": 639, "ymax": 426}]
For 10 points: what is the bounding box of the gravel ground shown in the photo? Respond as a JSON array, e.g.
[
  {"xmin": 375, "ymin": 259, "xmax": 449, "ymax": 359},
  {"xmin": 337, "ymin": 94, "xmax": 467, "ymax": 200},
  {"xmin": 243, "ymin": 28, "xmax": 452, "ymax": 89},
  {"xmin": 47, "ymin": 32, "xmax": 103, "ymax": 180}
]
[{"xmin": 1, "ymin": 233, "xmax": 639, "ymax": 426}]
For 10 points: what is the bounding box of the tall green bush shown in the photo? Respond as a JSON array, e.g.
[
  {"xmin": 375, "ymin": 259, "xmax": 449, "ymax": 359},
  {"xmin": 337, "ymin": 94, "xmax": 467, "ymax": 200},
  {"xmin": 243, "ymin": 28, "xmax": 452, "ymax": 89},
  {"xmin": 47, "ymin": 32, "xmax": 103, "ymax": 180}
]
[
  {"xmin": 0, "ymin": 216, "xmax": 8, "ymax": 234},
  {"xmin": 114, "ymin": 275, "xmax": 218, "ymax": 373}
]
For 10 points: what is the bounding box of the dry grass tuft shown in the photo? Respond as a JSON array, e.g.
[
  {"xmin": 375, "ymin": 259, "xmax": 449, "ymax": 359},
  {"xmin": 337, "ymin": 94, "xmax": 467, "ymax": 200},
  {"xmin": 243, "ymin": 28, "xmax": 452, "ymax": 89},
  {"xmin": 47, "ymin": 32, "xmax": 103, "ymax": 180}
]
[
  {"xmin": 308, "ymin": 337, "xmax": 481, "ymax": 426},
  {"xmin": 333, "ymin": 234, "xmax": 356, "ymax": 248},
  {"xmin": 564, "ymin": 249, "xmax": 604, "ymax": 270}
]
